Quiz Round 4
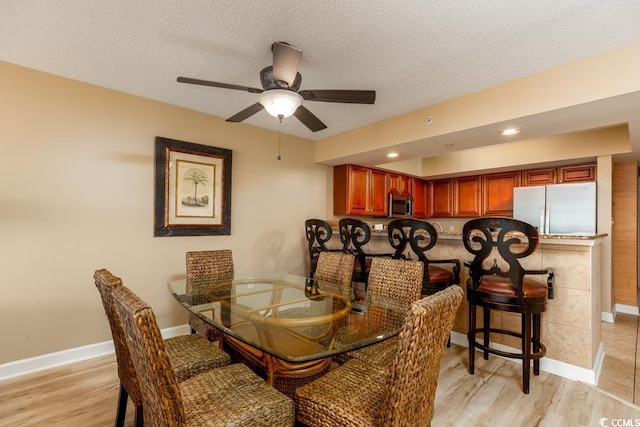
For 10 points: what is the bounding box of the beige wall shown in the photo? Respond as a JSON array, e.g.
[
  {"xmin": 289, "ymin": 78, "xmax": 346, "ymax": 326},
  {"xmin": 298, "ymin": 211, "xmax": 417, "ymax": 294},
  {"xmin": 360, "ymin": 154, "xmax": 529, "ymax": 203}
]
[{"xmin": 0, "ymin": 61, "xmax": 331, "ymax": 364}]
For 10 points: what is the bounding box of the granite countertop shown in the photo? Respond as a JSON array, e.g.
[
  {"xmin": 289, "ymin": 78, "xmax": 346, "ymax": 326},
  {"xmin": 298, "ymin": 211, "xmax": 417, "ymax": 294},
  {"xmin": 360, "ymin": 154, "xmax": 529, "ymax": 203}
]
[{"xmin": 331, "ymin": 226, "xmax": 607, "ymax": 241}]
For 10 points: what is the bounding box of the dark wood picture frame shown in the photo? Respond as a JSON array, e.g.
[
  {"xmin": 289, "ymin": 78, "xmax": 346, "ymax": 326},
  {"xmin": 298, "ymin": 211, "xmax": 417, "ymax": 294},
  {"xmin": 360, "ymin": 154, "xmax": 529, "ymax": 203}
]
[{"xmin": 154, "ymin": 136, "xmax": 232, "ymax": 236}]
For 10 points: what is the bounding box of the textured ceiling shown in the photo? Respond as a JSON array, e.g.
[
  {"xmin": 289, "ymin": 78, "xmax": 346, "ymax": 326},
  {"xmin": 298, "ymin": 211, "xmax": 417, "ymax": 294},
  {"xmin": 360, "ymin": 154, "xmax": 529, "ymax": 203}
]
[{"xmin": 2, "ymin": 1, "xmax": 640, "ymax": 159}]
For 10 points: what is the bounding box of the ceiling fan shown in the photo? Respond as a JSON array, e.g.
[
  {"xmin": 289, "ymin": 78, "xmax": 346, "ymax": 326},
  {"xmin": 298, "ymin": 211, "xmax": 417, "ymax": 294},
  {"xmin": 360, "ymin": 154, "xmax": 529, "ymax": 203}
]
[{"xmin": 177, "ymin": 42, "xmax": 376, "ymax": 132}]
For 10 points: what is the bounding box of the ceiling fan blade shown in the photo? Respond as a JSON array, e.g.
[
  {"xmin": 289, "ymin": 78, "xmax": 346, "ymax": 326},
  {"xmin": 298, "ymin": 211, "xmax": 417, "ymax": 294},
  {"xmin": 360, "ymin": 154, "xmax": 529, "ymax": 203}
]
[
  {"xmin": 177, "ymin": 76, "xmax": 263, "ymax": 94},
  {"xmin": 226, "ymin": 103, "xmax": 264, "ymax": 122},
  {"xmin": 298, "ymin": 90, "xmax": 376, "ymax": 104},
  {"xmin": 271, "ymin": 42, "xmax": 302, "ymax": 88},
  {"xmin": 294, "ymin": 105, "xmax": 327, "ymax": 132}
]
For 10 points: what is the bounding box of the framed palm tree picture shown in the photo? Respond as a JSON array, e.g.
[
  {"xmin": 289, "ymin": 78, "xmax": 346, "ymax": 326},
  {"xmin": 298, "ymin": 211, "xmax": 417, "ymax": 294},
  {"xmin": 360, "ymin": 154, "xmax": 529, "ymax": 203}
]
[{"xmin": 154, "ymin": 136, "xmax": 232, "ymax": 236}]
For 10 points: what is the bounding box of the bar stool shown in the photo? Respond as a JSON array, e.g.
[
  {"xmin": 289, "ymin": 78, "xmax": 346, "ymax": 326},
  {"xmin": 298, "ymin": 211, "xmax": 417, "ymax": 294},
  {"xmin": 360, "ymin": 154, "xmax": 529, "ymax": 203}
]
[
  {"xmin": 305, "ymin": 219, "xmax": 340, "ymax": 277},
  {"xmin": 462, "ymin": 217, "xmax": 554, "ymax": 394},
  {"xmin": 387, "ymin": 218, "xmax": 460, "ymax": 296},
  {"xmin": 338, "ymin": 218, "xmax": 392, "ymax": 289}
]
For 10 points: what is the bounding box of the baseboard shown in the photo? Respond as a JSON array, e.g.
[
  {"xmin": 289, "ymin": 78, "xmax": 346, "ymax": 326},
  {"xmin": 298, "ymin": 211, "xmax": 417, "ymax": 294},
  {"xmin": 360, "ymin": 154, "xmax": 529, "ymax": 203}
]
[
  {"xmin": 449, "ymin": 331, "xmax": 601, "ymax": 385},
  {"xmin": 601, "ymin": 309, "xmax": 616, "ymax": 323},
  {"xmin": 0, "ymin": 324, "xmax": 190, "ymax": 382},
  {"xmin": 615, "ymin": 303, "xmax": 639, "ymax": 316}
]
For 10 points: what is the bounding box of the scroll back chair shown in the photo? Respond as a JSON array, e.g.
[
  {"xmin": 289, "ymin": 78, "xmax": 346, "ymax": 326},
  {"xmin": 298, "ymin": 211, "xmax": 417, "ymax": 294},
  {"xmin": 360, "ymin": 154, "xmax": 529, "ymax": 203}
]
[
  {"xmin": 463, "ymin": 217, "xmax": 554, "ymax": 394},
  {"xmin": 332, "ymin": 257, "xmax": 423, "ymax": 366},
  {"xmin": 112, "ymin": 284, "xmax": 294, "ymax": 426},
  {"xmin": 295, "ymin": 285, "xmax": 464, "ymax": 427},
  {"xmin": 93, "ymin": 269, "xmax": 230, "ymax": 427},
  {"xmin": 338, "ymin": 218, "xmax": 392, "ymax": 288},
  {"xmin": 185, "ymin": 249, "xmax": 234, "ymax": 342},
  {"xmin": 305, "ymin": 219, "xmax": 341, "ymax": 278},
  {"xmin": 388, "ymin": 218, "xmax": 461, "ymax": 296}
]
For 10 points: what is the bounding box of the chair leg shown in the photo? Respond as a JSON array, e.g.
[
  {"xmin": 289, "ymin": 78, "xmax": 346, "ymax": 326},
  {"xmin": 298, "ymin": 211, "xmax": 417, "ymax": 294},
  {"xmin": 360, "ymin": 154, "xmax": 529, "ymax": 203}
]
[
  {"xmin": 533, "ymin": 313, "xmax": 541, "ymax": 376},
  {"xmin": 468, "ymin": 302, "xmax": 476, "ymax": 374},
  {"xmin": 482, "ymin": 308, "xmax": 490, "ymax": 360},
  {"xmin": 115, "ymin": 383, "xmax": 128, "ymax": 427},
  {"xmin": 522, "ymin": 313, "xmax": 532, "ymax": 394},
  {"xmin": 134, "ymin": 405, "xmax": 144, "ymax": 427}
]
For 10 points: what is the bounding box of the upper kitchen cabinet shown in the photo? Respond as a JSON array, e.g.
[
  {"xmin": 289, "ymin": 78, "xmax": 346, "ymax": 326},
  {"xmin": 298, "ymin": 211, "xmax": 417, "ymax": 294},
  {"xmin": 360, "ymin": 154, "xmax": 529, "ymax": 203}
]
[
  {"xmin": 559, "ymin": 163, "xmax": 596, "ymax": 183},
  {"xmin": 454, "ymin": 176, "xmax": 482, "ymax": 217},
  {"xmin": 388, "ymin": 173, "xmax": 412, "ymax": 195},
  {"xmin": 411, "ymin": 178, "xmax": 429, "ymax": 218},
  {"xmin": 482, "ymin": 172, "xmax": 520, "ymax": 216},
  {"xmin": 429, "ymin": 179, "xmax": 454, "ymax": 217},
  {"xmin": 333, "ymin": 164, "xmax": 387, "ymax": 216},
  {"xmin": 521, "ymin": 163, "xmax": 596, "ymax": 186}
]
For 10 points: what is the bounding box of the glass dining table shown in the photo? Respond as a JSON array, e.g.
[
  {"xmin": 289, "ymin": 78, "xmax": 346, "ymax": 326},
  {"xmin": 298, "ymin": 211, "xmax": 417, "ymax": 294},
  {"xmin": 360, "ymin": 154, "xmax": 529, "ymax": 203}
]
[{"xmin": 167, "ymin": 271, "xmax": 409, "ymax": 395}]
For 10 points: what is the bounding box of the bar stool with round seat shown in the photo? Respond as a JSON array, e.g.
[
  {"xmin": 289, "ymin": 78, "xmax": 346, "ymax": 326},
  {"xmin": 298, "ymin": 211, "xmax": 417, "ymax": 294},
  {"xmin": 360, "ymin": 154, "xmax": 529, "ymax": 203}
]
[
  {"xmin": 462, "ymin": 217, "xmax": 554, "ymax": 394},
  {"xmin": 387, "ymin": 218, "xmax": 460, "ymax": 296}
]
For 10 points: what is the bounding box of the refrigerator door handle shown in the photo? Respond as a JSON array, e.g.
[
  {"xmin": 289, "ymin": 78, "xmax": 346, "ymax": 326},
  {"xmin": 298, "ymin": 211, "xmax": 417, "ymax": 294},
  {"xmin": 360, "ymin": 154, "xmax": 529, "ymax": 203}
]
[
  {"xmin": 544, "ymin": 207, "xmax": 550, "ymax": 234},
  {"xmin": 539, "ymin": 207, "xmax": 545, "ymax": 233}
]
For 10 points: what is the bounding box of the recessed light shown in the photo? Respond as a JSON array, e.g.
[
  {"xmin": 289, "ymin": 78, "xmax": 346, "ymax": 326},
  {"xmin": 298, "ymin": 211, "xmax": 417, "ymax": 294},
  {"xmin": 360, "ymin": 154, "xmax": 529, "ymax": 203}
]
[
  {"xmin": 387, "ymin": 152, "xmax": 399, "ymax": 158},
  {"xmin": 501, "ymin": 128, "xmax": 520, "ymax": 136}
]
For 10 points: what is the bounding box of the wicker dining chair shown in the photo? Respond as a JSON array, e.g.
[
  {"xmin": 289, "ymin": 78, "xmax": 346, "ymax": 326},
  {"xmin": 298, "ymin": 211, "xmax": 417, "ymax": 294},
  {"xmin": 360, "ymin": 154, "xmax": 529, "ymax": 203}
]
[
  {"xmin": 112, "ymin": 283, "xmax": 294, "ymax": 426},
  {"xmin": 295, "ymin": 285, "xmax": 464, "ymax": 427},
  {"xmin": 93, "ymin": 269, "xmax": 231, "ymax": 427},
  {"xmin": 332, "ymin": 257, "xmax": 423, "ymax": 366},
  {"xmin": 186, "ymin": 249, "xmax": 234, "ymax": 342},
  {"xmin": 314, "ymin": 251, "xmax": 355, "ymax": 288}
]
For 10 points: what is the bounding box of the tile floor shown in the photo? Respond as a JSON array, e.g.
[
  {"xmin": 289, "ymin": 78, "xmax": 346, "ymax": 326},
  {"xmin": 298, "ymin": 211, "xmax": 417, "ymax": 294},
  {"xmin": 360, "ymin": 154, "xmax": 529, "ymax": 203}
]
[{"xmin": 598, "ymin": 313, "xmax": 640, "ymax": 404}]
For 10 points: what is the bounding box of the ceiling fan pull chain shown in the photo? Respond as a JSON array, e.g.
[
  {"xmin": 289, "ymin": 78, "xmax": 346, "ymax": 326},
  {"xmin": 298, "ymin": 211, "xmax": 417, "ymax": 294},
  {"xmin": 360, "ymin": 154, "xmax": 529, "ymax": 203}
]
[{"xmin": 277, "ymin": 115, "xmax": 283, "ymax": 160}]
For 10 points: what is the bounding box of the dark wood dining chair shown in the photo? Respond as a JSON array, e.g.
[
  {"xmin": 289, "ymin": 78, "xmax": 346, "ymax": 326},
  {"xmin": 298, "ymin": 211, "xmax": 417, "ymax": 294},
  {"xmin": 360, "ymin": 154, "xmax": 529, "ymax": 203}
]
[
  {"xmin": 332, "ymin": 257, "xmax": 423, "ymax": 366},
  {"xmin": 305, "ymin": 219, "xmax": 341, "ymax": 277},
  {"xmin": 463, "ymin": 217, "xmax": 554, "ymax": 394},
  {"xmin": 93, "ymin": 269, "xmax": 231, "ymax": 427},
  {"xmin": 295, "ymin": 285, "xmax": 464, "ymax": 427},
  {"xmin": 112, "ymin": 283, "xmax": 295, "ymax": 426},
  {"xmin": 185, "ymin": 249, "xmax": 234, "ymax": 342},
  {"xmin": 338, "ymin": 218, "xmax": 392, "ymax": 288},
  {"xmin": 388, "ymin": 218, "xmax": 461, "ymax": 296}
]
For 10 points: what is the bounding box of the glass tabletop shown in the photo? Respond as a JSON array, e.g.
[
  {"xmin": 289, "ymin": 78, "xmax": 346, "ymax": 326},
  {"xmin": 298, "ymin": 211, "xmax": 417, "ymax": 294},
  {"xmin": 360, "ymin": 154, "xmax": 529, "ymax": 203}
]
[{"xmin": 167, "ymin": 271, "xmax": 410, "ymax": 363}]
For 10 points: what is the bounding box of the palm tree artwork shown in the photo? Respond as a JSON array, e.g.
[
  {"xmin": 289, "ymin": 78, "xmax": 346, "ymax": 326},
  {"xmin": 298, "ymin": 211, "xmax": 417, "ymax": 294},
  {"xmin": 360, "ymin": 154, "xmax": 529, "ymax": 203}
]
[{"xmin": 182, "ymin": 169, "xmax": 209, "ymax": 207}]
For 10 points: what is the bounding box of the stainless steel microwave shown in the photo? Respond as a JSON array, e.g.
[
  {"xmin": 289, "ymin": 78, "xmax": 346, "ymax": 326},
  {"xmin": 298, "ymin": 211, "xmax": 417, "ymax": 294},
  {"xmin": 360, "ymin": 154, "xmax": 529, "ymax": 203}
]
[{"xmin": 388, "ymin": 193, "xmax": 413, "ymax": 217}]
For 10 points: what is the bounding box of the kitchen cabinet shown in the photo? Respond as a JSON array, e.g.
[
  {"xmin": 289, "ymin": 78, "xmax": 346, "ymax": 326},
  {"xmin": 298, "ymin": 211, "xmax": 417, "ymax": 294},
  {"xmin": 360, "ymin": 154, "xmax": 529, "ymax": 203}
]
[
  {"xmin": 388, "ymin": 173, "xmax": 412, "ymax": 195},
  {"xmin": 454, "ymin": 176, "xmax": 481, "ymax": 217},
  {"xmin": 522, "ymin": 168, "xmax": 557, "ymax": 186},
  {"xmin": 521, "ymin": 163, "xmax": 595, "ymax": 186},
  {"xmin": 411, "ymin": 178, "xmax": 428, "ymax": 218},
  {"xmin": 559, "ymin": 163, "xmax": 596, "ymax": 183},
  {"xmin": 429, "ymin": 179, "xmax": 454, "ymax": 217},
  {"xmin": 482, "ymin": 172, "xmax": 520, "ymax": 216},
  {"xmin": 333, "ymin": 164, "xmax": 387, "ymax": 216}
]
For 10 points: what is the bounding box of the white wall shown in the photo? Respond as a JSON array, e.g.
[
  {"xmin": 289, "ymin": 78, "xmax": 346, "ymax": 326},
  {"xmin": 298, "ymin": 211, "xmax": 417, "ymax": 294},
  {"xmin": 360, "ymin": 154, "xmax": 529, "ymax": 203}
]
[{"xmin": 0, "ymin": 61, "xmax": 331, "ymax": 363}]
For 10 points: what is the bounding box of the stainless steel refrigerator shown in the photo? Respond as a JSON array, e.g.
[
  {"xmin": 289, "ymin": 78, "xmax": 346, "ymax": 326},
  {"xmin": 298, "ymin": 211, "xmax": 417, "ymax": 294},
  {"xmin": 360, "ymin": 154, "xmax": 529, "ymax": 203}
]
[{"xmin": 512, "ymin": 181, "xmax": 597, "ymax": 235}]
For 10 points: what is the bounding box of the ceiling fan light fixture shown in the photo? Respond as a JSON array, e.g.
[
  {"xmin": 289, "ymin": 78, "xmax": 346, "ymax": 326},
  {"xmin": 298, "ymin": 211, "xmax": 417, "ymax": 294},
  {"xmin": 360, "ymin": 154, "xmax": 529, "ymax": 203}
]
[{"xmin": 259, "ymin": 89, "xmax": 302, "ymax": 119}]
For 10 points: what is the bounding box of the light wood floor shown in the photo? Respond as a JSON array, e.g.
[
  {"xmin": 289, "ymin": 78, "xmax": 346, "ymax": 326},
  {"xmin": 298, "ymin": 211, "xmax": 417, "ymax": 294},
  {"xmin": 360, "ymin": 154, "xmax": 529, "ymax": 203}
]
[{"xmin": 1, "ymin": 317, "xmax": 639, "ymax": 427}]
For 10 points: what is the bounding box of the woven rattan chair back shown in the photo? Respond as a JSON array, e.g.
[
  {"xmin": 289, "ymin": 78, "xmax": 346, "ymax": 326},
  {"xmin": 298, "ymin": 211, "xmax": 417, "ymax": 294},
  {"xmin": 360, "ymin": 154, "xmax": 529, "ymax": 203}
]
[
  {"xmin": 113, "ymin": 285, "xmax": 187, "ymax": 426},
  {"xmin": 380, "ymin": 285, "xmax": 464, "ymax": 426},
  {"xmin": 314, "ymin": 251, "xmax": 355, "ymax": 288},
  {"xmin": 185, "ymin": 250, "xmax": 234, "ymax": 341},
  {"xmin": 93, "ymin": 269, "xmax": 143, "ymax": 408},
  {"xmin": 186, "ymin": 249, "xmax": 234, "ymax": 280},
  {"xmin": 366, "ymin": 257, "xmax": 423, "ymax": 303}
]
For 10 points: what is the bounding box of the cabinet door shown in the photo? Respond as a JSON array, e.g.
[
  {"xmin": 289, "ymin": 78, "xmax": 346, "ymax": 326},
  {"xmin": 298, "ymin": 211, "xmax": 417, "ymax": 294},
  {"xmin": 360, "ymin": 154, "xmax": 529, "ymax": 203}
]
[
  {"xmin": 369, "ymin": 168, "xmax": 388, "ymax": 216},
  {"xmin": 559, "ymin": 163, "xmax": 596, "ymax": 183},
  {"xmin": 388, "ymin": 173, "xmax": 412, "ymax": 195},
  {"xmin": 454, "ymin": 176, "xmax": 481, "ymax": 217},
  {"xmin": 429, "ymin": 179, "xmax": 453, "ymax": 217},
  {"xmin": 411, "ymin": 178, "xmax": 428, "ymax": 218},
  {"xmin": 346, "ymin": 165, "xmax": 370, "ymax": 215},
  {"xmin": 522, "ymin": 168, "xmax": 557, "ymax": 186},
  {"xmin": 482, "ymin": 172, "xmax": 520, "ymax": 216}
]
